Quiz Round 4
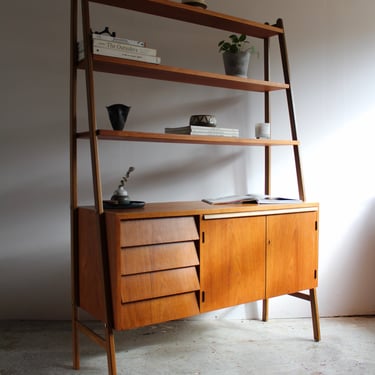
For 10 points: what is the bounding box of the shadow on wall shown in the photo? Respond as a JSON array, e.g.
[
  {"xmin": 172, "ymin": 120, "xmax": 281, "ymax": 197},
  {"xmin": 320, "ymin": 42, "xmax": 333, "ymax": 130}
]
[
  {"xmin": 94, "ymin": 81, "xmax": 249, "ymax": 134},
  {"xmin": 0, "ymin": 243, "xmax": 71, "ymax": 320},
  {"xmin": 319, "ymin": 197, "xmax": 375, "ymax": 316}
]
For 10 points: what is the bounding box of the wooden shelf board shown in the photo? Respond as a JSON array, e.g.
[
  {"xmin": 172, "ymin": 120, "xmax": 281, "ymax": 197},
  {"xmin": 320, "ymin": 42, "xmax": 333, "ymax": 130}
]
[
  {"xmin": 76, "ymin": 129, "xmax": 299, "ymax": 146},
  {"xmin": 90, "ymin": 0, "xmax": 283, "ymax": 38},
  {"xmin": 78, "ymin": 56, "xmax": 288, "ymax": 92}
]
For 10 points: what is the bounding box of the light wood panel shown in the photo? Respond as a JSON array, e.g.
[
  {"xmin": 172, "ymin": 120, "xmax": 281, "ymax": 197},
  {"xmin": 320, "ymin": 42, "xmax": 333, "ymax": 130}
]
[
  {"xmin": 266, "ymin": 212, "xmax": 318, "ymax": 298},
  {"xmin": 121, "ymin": 242, "xmax": 199, "ymax": 275},
  {"xmin": 120, "ymin": 217, "xmax": 199, "ymax": 246},
  {"xmin": 78, "ymin": 56, "xmax": 289, "ymax": 92},
  {"xmin": 200, "ymin": 216, "xmax": 266, "ymax": 312},
  {"xmin": 77, "ymin": 208, "xmax": 106, "ymax": 322},
  {"xmin": 76, "ymin": 129, "xmax": 299, "ymax": 146},
  {"xmin": 118, "ymin": 292, "xmax": 199, "ymax": 330},
  {"xmin": 121, "ymin": 267, "xmax": 200, "ymax": 302},
  {"xmin": 91, "ymin": 0, "xmax": 283, "ymax": 38}
]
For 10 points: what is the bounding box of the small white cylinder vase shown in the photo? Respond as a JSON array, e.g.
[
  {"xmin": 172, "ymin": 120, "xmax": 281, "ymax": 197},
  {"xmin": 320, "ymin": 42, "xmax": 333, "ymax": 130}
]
[{"xmin": 255, "ymin": 122, "xmax": 271, "ymax": 139}]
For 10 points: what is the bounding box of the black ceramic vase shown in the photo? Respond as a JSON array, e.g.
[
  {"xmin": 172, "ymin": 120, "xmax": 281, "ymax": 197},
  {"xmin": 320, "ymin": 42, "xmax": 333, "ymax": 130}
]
[{"xmin": 106, "ymin": 104, "xmax": 131, "ymax": 130}]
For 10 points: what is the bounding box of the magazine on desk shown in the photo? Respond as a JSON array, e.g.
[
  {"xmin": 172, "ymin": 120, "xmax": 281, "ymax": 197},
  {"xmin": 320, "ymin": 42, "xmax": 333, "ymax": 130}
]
[{"xmin": 202, "ymin": 194, "xmax": 302, "ymax": 205}]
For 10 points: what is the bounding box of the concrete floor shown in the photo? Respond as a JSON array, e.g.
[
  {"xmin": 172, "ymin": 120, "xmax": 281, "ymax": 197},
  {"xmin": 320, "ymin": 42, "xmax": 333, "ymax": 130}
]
[{"xmin": 0, "ymin": 317, "xmax": 374, "ymax": 375}]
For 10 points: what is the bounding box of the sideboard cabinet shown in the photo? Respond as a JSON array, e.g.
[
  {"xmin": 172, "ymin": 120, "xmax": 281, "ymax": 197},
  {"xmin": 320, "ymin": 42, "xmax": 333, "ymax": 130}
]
[{"xmin": 77, "ymin": 202, "xmax": 319, "ymax": 333}]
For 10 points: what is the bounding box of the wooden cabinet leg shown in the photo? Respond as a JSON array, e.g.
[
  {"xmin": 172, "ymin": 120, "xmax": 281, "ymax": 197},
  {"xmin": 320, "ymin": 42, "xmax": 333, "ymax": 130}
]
[
  {"xmin": 72, "ymin": 320, "xmax": 80, "ymax": 369},
  {"xmin": 262, "ymin": 299, "xmax": 269, "ymax": 321},
  {"xmin": 105, "ymin": 325, "xmax": 117, "ymax": 375},
  {"xmin": 310, "ymin": 288, "xmax": 321, "ymax": 341}
]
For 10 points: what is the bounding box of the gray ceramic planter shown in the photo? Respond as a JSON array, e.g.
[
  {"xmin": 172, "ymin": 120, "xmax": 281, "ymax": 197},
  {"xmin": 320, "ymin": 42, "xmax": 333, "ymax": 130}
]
[{"xmin": 222, "ymin": 51, "xmax": 251, "ymax": 78}]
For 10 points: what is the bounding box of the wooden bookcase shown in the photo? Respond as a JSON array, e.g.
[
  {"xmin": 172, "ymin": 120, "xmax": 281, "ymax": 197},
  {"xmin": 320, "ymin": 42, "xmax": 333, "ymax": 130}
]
[{"xmin": 70, "ymin": 1, "xmax": 320, "ymax": 374}]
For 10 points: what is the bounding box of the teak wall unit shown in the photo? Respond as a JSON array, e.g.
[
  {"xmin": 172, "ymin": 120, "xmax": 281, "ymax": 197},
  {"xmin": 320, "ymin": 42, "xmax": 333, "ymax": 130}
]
[{"xmin": 70, "ymin": 1, "xmax": 320, "ymax": 374}]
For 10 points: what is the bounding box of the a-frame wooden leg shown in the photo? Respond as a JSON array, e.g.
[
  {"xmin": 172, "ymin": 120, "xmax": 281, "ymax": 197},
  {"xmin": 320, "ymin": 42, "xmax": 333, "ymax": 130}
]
[
  {"xmin": 105, "ymin": 324, "xmax": 117, "ymax": 375},
  {"xmin": 73, "ymin": 320, "xmax": 117, "ymax": 374},
  {"xmin": 72, "ymin": 310, "xmax": 80, "ymax": 369},
  {"xmin": 289, "ymin": 289, "xmax": 321, "ymax": 341},
  {"xmin": 310, "ymin": 288, "xmax": 321, "ymax": 341},
  {"xmin": 262, "ymin": 299, "xmax": 269, "ymax": 322},
  {"xmin": 276, "ymin": 18, "xmax": 305, "ymax": 201}
]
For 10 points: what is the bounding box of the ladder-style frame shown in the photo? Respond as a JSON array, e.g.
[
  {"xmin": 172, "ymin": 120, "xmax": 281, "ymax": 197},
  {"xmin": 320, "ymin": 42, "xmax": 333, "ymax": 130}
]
[{"xmin": 70, "ymin": 1, "xmax": 319, "ymax": 374}]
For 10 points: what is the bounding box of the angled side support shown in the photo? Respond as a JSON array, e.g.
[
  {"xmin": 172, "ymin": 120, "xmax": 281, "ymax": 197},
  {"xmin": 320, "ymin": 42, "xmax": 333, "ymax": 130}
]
[
  {"xmin": 262, "ymin": 35, "xmax": 271, "ymax": 321},
  {"xmin": 69, "ymin": 0, "xmax": 80, "ymax": 369},
  {"xmin": 276, "ymin": 18, "xmax": 305, "ymax": 201},
  {"xmin": 70, "ymin": 0, "xmax": 117, "ymax": 374}
]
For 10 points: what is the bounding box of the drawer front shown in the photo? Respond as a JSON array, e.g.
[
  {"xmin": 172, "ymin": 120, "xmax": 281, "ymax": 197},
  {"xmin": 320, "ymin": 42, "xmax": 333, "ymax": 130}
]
[
  {"xmin": 120, "ymin": 217, "xmax": 199, "ymax": 247},
  {"xmin": 121, "ymin": 241, "xmax": 199, "ymax": 275},
  {"xmin": 121, "ymin": 267, "xmax": 200, "ymax": 303},
  {"xmin": 116, "ymin": 292, "xmax": 199, "ymax": 330}
]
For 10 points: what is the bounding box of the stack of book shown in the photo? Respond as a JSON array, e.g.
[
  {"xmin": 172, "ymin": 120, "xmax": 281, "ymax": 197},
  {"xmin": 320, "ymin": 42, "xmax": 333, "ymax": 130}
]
[
  {"xmin": 78, "ymin": 33, "xmax": 161, "ymax": 64},
  {"xmin": 165, "ymin": 125, "xmax": 239, "ymax": 137}
]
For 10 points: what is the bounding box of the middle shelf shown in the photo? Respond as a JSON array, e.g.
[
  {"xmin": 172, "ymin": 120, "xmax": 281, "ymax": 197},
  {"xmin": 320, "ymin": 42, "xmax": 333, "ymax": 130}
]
[
  {"xmin": 76, "ymin": 130, "xmax": 299, "ymax": 146},
  {"xmin": 77, "ymin": 55, "xmax": 289, "ymax": 92}
]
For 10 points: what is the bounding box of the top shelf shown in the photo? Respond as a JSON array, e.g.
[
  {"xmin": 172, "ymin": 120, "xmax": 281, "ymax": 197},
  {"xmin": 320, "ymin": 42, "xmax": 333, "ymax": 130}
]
[{"xmin": 89, "ymin": 0, "xmax": 283, "ymax": 38}]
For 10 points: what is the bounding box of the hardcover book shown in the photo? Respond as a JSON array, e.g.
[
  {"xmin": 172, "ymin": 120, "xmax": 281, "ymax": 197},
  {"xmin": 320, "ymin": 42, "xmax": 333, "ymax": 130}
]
[
  {"xmin": 202, "ymin": 194, "xmax": 302, "ymax": 205},
  {"xmin": 165, "ymin": 125, "xmax": 239, "ymax": 137}
]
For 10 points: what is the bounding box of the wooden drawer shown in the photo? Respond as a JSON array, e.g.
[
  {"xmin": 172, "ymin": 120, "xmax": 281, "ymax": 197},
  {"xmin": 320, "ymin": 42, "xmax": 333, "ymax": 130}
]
[
  {"xmin": 121, "ymin": 241, "xmax": 199, "ymax": 275},
  {"xmin": 121, "ymin": 267, "xmax": 200, "ymax": 303},
  {"xmin": 119, "ymin": 217, "xmax": 199, "ymax": 247},
  {"xmin": 117, "ymin": 292, "xmax": 200, "ymax": 330}
]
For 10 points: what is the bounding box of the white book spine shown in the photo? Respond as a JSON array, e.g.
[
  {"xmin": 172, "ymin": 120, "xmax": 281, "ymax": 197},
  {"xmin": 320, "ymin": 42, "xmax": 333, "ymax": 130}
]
[
  {"xmin": 190, "ymin": 132, "xmax": 239, "ymax": 137},
  {"xmin": 93, "ymin": 46, "xmax": 161, "ymax": 64},
  {"xmin": 165, "ymin": 127, "xmax": 239, "ymax": 137},
  {"xmin": 191, "ymin": 131, "xmax": 239, "ymax": 137},
  {"xmin": 92, "ymin": 33, "xmax": 145, "ymax": 47},
  {"xmin": 92, "ymin": 39, "xmax": 157, "ymax": 56},
  {"xmin": 191, "ymin": 125, "xmax": 238, "ymax": 133}
]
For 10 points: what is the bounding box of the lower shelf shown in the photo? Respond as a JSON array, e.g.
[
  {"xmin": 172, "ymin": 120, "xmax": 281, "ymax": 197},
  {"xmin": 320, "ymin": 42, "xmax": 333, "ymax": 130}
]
[{"xmin": 76, "ymin": 129, "xmax": 299, "ymax": 146}]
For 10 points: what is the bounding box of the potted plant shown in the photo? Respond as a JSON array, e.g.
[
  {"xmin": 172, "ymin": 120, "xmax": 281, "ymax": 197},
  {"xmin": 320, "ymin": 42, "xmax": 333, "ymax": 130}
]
[{"xmin": 218, "ymin": 34, "xmax": 256, "ymax": 78}]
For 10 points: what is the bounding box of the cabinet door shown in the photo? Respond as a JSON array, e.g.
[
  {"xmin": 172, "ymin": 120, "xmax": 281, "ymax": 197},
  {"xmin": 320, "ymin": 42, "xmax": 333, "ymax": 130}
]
[
  {"xmin": 266, "ymin": 211, "xmax": 318, "ymax": 298},
  {"xmin": 200, "ymin": 216, "xmax": 266, "ymax": 312}
]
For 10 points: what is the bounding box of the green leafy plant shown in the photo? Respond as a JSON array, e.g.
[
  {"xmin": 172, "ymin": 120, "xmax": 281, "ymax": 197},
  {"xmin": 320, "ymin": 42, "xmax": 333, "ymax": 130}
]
[{"xmin": 218, "ymin": 33, "xmax": 256, "ymax": 54}]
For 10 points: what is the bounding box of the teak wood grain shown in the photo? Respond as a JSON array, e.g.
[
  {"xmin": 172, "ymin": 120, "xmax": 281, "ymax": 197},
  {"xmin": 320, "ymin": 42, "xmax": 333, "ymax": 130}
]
[
  {"xmin": 266, "ymin": 211, "xmax": 319, "ymax": 298},
  {"xmin": 77, "ymin": 208, "xmax": 106, "ymax": 322},
  {"xmin": 118, "ymin": 292, "xmax": 199, "ymax": 330},
  {"xmin": 121, "ymin": 267, "xmax": 200, "ymax": 302},
  {"xmin": 119, "ymin": 217, "xmax": 199, "ymax": 247},
  {"xmin": 90, "ymin": 0, "xmax": 283, "ymax": 39},
  {"xmin": 78, "ymin": 56, "xmax": 289, "ymax": 92},
  {"xmin": 121, "ymin": 242, "xmax": 199, "ymax": 275},
  {"xmin": 200, "ymin": 216, "xmax": 266, "ymax": 312},
  {"xmin": 76, "ymin": 129, "xmax": 299, "ymax": 146},
  {"xmin": 103, "ymin": 209, "xmax": 202, "ymax": 330},
  {"xmin": 77, "ymin": 203, "xmax": 320, "ymax": 346}
]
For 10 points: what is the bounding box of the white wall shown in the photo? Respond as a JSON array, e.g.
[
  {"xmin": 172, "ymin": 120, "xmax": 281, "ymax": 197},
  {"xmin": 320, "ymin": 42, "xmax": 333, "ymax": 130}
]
[{"xmin": 1, "ymin": 0, "xmax": 374, "ymax": 320}]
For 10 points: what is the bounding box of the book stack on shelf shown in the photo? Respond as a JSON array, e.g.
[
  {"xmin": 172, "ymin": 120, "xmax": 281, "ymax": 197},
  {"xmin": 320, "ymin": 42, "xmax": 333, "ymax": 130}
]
[
  {"xmin": 78, "ymin": 33, "xmax": 161, "ymax": 64},
  {"xmin": 165, "ymin": 125, "xmax": 239, "ymax": 137},
  {"xmin": 165, "ymin": 115, "xmax": 239, "ymax": 138}
]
